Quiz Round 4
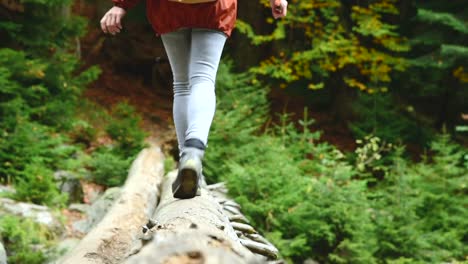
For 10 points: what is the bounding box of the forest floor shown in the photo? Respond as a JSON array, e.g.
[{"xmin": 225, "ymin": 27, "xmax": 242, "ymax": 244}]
[{"xmin": 84, "ymin": 62, "xmax": 175, "ymax": 148}]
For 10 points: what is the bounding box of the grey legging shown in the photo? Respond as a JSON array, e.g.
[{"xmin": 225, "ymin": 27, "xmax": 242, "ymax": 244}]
[{"xmin": 161, "ymin": 28, "xmax": 227, "ymax": 153}]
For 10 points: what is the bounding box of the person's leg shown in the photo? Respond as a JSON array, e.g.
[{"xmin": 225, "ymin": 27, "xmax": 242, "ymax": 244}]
[
  {"xmin": 172, "ymin": 29, "xmax": 226, "ymax": 199},
  {"xmin": 185, "ymin": 29, "xmax": 227, "ymax": 146},
  {"xmin": 161, "ymin": 29, "xmax": 191, "ymax": 153}
]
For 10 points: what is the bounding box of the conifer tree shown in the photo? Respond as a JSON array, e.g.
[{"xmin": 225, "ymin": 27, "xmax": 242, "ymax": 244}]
[{"xmin": 396, "ymin": 0, "xmax": 468, "ymax": 130}]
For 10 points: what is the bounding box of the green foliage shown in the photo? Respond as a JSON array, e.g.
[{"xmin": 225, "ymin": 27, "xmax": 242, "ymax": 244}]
[
  {"xmin": 0, "ymin": 48, "xmax": 100, "ymax": 130},
  {"xmin": 13, "ymin": 160, "xmax": 67, "ymax": 206},
  {"xmin": 208, "ymin": 64, "xmax": 377, "ymax": 263},
  {"xmin": 0, "ymin": 7, "xmax": 100, "ymax": 128},
  {"xmin": 0, "ymin": 8, "xmax": 99, "ymax": 185},
  {"xmin": 0, "ymin": 0, "xmax": 87, "ymax": 53},
  {"xmin": 87, "ymin": 102, "xmax": 148, "ymax": 187},
  {"xmin": 235, "ymin": 19, "xmax": 285, "ymax": 45},
  {"xmin": 272, "ymin": 111, "xmax": 354, "ymax": 179},
  {"xmin": 0, "ymin": 120, "xmax": 80, "ymax": 184},
  {"xmin": 353, "ymin": 136, "xmax": 397, "ymax": 184},
  {"xmin": 0, "ymin": 3, "xmax": 150, "ymax": 262},
  {"xmin": 416, "ymin": 9, "xmax": 468, "ymax": 34},
  {"xmin": 0, "ymin": 215, "xmax": 56, "ymax": 264},
  {"xmin": 0, "ymin": 120, "xmax": 72, "ymax": 206},
  {"xmin": 207, "ymin": 63, "xmax": 467, "ymax": 263},
  {"xmin": 222, "ymin": 136, "xmax": 377, "ymax": 263},
  {"xmin": 238, "ymin": 0, "xmax": 465, "ymax": 147},
  {"xmin": 204, "ymin": 62, "xmax": 269, "ymax": 183},
  {"xmin": 349, "ymin": 0, "xmax": 468, "ymax": 146},
  {"xmin": 0, "ymin": 0, "xmax": 100, "ymax": 208},
  {"xmin": 89, "ymin": 146, "xmax": 133, "ymax": 187},
  {"xmin": 68, "ymin": 119, "xmax": 97, "ymax": 147},
  {"xmin": 0, "ymin": 0, "xmax": 100, "ymax": 141},
  {"xmin": 369, "ymin": 135, "xmax": 468, "ymax": 262},
  {"xmin": 395, "ymin": 0, "xmax": 467, "ymax": 132},
  {"xmin": 349, "ymin": 93, "xmax": 432, "ymax": 145},
  {"xmin": 106, "ymin": 102, "xmax": 148, "ymax": 157},
  {"xmin": 238, "ymin": 0, "xmax": 408, "ymax": 93}
]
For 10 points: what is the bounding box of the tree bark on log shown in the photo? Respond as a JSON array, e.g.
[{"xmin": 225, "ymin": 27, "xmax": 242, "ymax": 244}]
[
  {"xmin": 59, "ymin": 146, "xmax": 165, "ymax": 264},
  {"xmin": 125, "ymin": 171, "xmax": 263, "ymax": 264}
]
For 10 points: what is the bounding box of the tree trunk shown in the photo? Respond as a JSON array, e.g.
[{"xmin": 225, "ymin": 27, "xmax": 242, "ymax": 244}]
[
  {"xmin": 229, "ymin": 1, "xmax": 272, "ymax": 70},
  {"xmin": 125, "ymin": 171, "xmax": 268, "ymax": 264},
  {"xmin": 60, "ymin": 148, "xmax": 280, "ymax": 264},
  {"xmin": 329, "ymin": 72, "xmax": 356, "ymax": 121},
  {"xmin": 59, "ymin": 146, "xmax": 165, "ymax": 264}
]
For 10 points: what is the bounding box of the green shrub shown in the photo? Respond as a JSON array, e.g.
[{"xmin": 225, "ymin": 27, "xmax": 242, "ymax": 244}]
[
  {"xmin": 207, "ymin": 63, "xmax": 376, "ymax": 263},
  {"xmin": 0, "ymin": 0, "xmax": 87, "ymax": 52},
  {"xmin": 368, "ymin": 134, "xmax": 468, "ymax": 262},
  {"xmin": 204, "ymin": 62, "xmax": 269, "ymax": 183},
  {"xmin": 352, "ymin": 135, "xmax": 399, "ymax": 185},
  {"xmin": 13, "ymin": 160, "xmax": 67, "ymax": 206},
  {"xmin": 0, "ymin": 0, "xmax": 100, "ymax": 191},
  {"xmin": 0, "ymin": 121, "xmax": 79, "ymax": 184},
  {"xmin": 221, "ymin": 136, "xmax": 377, "ymax": 263},
  {"xmin": 89, "ymin": 146, "xmax": 133, "ymax": 187},
  {"xmin": 0, "ymin": 3, "xmax": 99, "ymax": 191},
  {"xmin": 72, "ymin": 99, "xmax": 110, "ymax": 141},
  {"xmin": 349, "ymin": 93, "xmax": 432, "ymax": 146},
  {"xmin": 68, "ymin": 119, "xmax": 97, "ymax": 147},
  {"xmin": 0, "ymin": 215, "xmax": 56, "ymax": 264},
  {"xmin": 85, "ymin": 102, "xmax": 148, "ymax": 187},
  {"xmin": 207, "ymin": 63, "xmax": 467, "ymax": 263},
  {"xmin": 106, "ymin": 102, "xmax": 148, "ymax": 157},
  {"xmin": 0, "ymin": 48, "xmax": 100, "ymax": 131}
]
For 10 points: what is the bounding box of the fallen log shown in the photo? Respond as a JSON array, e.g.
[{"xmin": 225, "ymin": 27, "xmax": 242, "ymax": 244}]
[
  {"xmin": 59, "ymin": 146, "xmax": 165, "ymax": 264},
  {"xmin": 210, "ymin": 183, "xmax": 280, "ymax": 262},
  {"xmin": 126, "ymin": 171, "xmax": 262, "ymax": 264}
]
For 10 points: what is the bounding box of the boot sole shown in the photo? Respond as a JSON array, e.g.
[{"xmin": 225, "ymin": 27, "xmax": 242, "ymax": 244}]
[{"xmin": 173, "ymin": 168, "xmax": 198, "ymax": 199}]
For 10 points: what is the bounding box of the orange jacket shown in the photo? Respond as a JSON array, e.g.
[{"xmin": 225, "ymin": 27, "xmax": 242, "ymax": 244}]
[{"xmin": 112, "ymin": 0, "xmax": 237, "ymax": 36}]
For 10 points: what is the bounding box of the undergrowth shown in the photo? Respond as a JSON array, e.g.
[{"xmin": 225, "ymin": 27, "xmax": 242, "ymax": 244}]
[
  {"xmin": 206, "ymin": 62, "xmax": 468, "ymax": 263},
  {"xmin": 0, "ymin": 215, "xmax": 57, "ymax": 264},
  {"xmin": 88, "ymin": 102, "xmax": 148, "ymax": 187},
  {"xmin": 0, "ymin": 1, "xmax": 152, "ymax": 262}
]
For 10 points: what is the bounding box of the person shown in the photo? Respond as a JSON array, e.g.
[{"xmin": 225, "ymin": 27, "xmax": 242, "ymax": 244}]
[{"xmin": 100, "ymin": 0, "xmax": 288, "ymax": 199}]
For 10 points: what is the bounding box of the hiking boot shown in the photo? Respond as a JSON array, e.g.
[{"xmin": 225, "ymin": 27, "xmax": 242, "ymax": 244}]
[
  {"xmin": 172, "ymin": 139, "xmax": 205, "ymax": 199},
  {"xmin": 199, "ymin": 172, "xmax": 207, "ymax": 188}
]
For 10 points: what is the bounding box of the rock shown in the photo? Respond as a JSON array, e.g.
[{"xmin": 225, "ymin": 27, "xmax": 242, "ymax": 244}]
[
  {"xmin": 55, "ymin": 238, "xmax": 80, "ymax": 258},
  {"xmin": 0, "ymin": 241, "xmax": 6, "ymax": 264},
  {"xmin": 54, "ymin": 170, "xmax": 83, "ymax": 203},
  {"xmin": 0, "ymin": 198, "xmax": 63, "ymax": 232},
  {"xmin": 81, "ymin": 179, "xmax": 105, "ymax": 204},
  {"xmin": 72, "ymin": 187, "xmax": 121, "ymax": 234},
  {"xmin": 68, "ymin": 203, "xmax": 90, "ymax": 214},
  {"xmin": 0, "ymin": 185, "xmax": 15, "ymax": 195}
]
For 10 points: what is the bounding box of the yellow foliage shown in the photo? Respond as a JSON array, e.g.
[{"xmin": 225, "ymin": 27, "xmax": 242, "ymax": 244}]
[
  {"xmin": 308, "ymin": 82, "xmax": 324, "ymax": 90},
  {"xmin": 345, "ymin": 78, "xmax": 367, "ymax": 91},
  {"xmin": 369, "ymin": 0, "xmax": 399, "ymax": 14},
  {"xmin": 453, "ymin": 66, "xmax": 468, "ymax": 83},
  {"xmin": 244, "ymin": 0, "xmax": 408, "ymax": 92}
]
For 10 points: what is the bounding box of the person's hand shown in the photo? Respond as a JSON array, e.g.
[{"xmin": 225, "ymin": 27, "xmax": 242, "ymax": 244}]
[
  {"xmin": 100, "ymin": 6, "xmax": 126, "ymax": 35},
  {"xmin": 270, "ymin": 0, "xmax": 288, "ymax": 19}
]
